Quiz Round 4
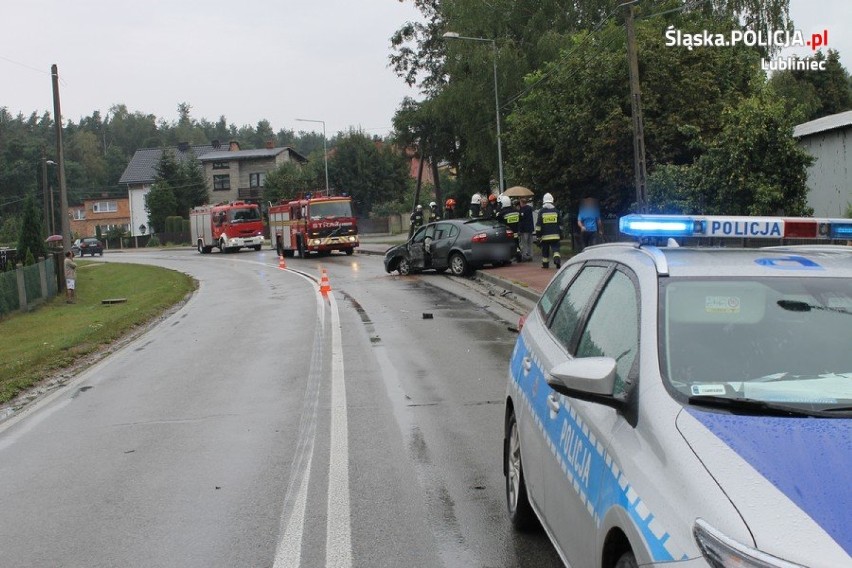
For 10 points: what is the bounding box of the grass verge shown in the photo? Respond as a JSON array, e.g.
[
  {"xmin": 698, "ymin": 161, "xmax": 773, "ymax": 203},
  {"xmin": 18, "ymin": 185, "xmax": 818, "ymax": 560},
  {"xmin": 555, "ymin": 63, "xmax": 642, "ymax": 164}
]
[{"xmin": 0, "ymin": 261, "xmax": 196, "ymax": 403}]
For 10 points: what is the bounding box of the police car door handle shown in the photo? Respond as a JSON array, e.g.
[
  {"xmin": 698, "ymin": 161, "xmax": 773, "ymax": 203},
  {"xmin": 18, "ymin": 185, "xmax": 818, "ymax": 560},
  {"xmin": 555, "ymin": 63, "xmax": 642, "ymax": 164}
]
[
  {"xmin": 522, "ymin": 357, "xmax": 532, "ymax": 374},
  {"xmin": 547, "ymin": 393, "xmax": 561, "ymax": 414}
]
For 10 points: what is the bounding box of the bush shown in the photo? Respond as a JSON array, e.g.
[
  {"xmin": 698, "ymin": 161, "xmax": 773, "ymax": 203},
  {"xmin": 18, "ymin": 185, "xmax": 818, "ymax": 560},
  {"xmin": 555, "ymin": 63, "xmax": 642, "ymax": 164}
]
[
  {"xmin": 146, "ymin": 235, "xmax": 161, "ymax": 247},
  {"xmin": 24, "ymin": 249, "xmax": 35, "ymax": 267}
]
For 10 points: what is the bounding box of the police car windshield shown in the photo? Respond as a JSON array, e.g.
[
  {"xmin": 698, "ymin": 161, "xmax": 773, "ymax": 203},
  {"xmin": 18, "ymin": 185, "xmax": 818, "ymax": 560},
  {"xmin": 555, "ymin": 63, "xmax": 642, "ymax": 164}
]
[
  {"xmin": 659, "ymin": 277, "xmax": 852, "ymax": 411},
  {"xmin": 229, "ymin": 208, "xmax": 260, "ymax": 223},
  {"xmin": 310, "ymin": 201, "xmax": 352, "ymax": 219}
]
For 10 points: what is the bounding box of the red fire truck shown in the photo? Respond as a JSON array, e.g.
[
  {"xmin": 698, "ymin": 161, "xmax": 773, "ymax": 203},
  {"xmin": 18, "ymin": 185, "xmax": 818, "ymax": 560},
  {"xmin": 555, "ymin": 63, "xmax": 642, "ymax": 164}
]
[
  {"xmin": 268, "ymin": 191, "xmax": 359, "ymax": 257},
  {"xmin": 190, "ymin": 201, "xmax": 265, "ymax": 253}
]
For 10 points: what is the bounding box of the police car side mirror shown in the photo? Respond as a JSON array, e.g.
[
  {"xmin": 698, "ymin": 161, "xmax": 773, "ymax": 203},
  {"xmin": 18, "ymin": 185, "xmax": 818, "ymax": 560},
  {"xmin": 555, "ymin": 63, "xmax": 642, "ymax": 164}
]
[{"xmin": 547, "ymin": 357, "xmax": 622, "ymax": 410}]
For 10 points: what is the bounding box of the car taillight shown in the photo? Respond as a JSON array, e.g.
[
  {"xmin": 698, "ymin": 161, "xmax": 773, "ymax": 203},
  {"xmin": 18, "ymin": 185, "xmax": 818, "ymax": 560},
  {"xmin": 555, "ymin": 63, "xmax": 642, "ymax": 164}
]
[
  {"xmin": 472, "ymin": 232, "xmax": 488, "ymax": 243},
  {"xmin": 518, "ymin": 314, "xmax": 527, "ymax": 331}
]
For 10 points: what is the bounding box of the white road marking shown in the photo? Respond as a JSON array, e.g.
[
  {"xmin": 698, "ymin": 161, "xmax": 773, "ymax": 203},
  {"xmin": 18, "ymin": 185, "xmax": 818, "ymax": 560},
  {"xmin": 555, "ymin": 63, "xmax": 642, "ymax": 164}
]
[
  {"xmin": 325, "ymin": 292, "xmax": 352, "ymax": 568},
  {"xmin": 273, "ymin": 271, "xmax": 325, "ymax": 568}
]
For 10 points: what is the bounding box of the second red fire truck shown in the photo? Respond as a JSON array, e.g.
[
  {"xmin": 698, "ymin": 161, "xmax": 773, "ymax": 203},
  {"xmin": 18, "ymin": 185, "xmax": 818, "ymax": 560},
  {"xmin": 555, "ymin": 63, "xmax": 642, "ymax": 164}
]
[
  {"xmin": 190, "ymin": 201, "xmax": 265, "ymax": 253},
  {"xmin": 268, "ymin": 191, "xmax": 359, "ymax": 257}
]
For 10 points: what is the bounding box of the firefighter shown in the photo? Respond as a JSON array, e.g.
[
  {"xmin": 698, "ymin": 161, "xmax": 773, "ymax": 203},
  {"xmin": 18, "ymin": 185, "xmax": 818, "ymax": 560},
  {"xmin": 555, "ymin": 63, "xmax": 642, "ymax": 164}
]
[
  {"xmin": 445, "ymin": 198, "xmax": 456, "ymax": 219},
  {"xmin": 483, "ymin": 194, "xmax": 498, "ymax": 219},
  {"xmin": 429, "ymin": 201, "xmax": 442, "ymax": 222},
  {"xmin": 410, "ymin": 204, "xmax": 425, "ymax": 230},
  {"xmin": 469, "ymin": 193, "xmax": 483, "ymax": 218},
  {"xmin": 535, "ymin": 193, "xmax": 562, "ymax": 269},
  {"xmin": 496, "ymin": 195, "xmax": 521, "ymax": 261}
]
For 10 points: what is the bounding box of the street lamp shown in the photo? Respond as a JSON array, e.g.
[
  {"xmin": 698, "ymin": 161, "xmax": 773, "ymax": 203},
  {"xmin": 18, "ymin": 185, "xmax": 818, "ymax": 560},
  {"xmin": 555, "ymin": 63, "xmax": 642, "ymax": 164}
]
[
  {"xmin": 442, "ymin": 31, "xmax": 505, "ymax": 193},
  {"xmin": 295, "ymin": 118, "xmax": 330, "ymax": 194}
]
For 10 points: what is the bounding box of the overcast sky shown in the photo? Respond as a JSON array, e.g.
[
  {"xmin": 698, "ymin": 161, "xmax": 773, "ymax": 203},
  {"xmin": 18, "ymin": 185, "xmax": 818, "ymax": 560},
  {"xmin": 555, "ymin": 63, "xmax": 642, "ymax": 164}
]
[{"xmin": 1, "ymin": 1, "xmax": 848, "ymax": 139}]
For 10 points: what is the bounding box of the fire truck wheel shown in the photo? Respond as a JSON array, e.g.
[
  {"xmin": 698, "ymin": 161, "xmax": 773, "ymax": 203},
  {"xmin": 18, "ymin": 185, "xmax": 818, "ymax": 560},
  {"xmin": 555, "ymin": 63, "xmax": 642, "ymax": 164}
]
[
  {"xmin": 397, "ymin": 257, "xmax": 411, "ymax": 276},
  {"xmin": 345, "ymin": 248, "xmax": 354, "ymax": 256}
]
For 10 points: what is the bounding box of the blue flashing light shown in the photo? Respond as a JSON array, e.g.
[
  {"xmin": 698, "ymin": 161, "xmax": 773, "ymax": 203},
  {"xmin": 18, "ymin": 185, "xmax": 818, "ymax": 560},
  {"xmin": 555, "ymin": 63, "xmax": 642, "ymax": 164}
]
[
  {"xmin": 619, "ymin": 215, "xmax": 696, "ymax": 238},
  {"xmin": 830, "ymin": 222, "xmax": 852, "ymax": 239}
]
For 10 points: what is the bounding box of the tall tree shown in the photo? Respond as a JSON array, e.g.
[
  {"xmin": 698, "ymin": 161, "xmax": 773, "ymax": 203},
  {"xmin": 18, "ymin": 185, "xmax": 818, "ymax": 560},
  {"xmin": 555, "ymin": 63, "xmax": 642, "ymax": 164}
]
[
  {"xmin": 328, "ymin": 131, "xmax": 410, "ymax": 215},
  {"xmin": 17, "ymin": 194, "xmax": 46, "ymax": 259}
]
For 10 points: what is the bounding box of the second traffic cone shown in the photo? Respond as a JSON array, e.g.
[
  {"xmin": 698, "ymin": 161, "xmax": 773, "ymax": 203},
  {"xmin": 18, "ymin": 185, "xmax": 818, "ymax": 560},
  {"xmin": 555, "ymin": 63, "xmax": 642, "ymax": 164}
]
[
  {"xmin": 278, "ymin": 255, "xmax": 287, "ymax": 270},
  {"xmin": 319, "ymin": 269, "xmax": 332, "ymax": 295}
]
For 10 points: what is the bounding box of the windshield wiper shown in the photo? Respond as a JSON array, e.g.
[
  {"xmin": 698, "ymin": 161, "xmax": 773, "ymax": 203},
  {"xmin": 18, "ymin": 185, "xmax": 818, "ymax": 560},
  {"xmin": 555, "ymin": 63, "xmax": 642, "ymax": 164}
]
[{"xmin": 688, "ymin": 395, "xmax": 824, "ymax": 417}]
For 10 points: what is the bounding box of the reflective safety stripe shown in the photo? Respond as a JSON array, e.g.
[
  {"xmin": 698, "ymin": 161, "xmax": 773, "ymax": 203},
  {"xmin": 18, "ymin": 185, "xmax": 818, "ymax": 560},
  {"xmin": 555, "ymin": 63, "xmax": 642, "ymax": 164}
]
[
  {"xmin": 510, "ymin": 335, "xmax": 689, "ymax": 561},
  {"xmin": 541, "ymin": 212, "xmax": 559, "ymax": 224}
]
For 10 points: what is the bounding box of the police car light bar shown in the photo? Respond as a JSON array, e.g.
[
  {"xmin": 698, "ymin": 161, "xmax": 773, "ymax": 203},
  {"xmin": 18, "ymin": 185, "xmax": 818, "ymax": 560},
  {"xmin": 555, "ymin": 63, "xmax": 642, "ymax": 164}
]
[{"xmin": 619, "ymin": 214, "xmax": 852, "ymax": 240}]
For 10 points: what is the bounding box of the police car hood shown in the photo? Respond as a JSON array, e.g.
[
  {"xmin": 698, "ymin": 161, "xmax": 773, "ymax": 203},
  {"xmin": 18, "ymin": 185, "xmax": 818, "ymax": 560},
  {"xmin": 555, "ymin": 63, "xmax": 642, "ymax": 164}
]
[{"xmin": 676, "ymin": 408, "xmax": 852, "ymax": 565}]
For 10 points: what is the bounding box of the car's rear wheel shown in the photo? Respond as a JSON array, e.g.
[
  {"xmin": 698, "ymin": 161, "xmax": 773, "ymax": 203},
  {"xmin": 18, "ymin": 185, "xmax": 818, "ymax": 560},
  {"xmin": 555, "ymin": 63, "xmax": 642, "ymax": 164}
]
[
  {"xmin": 345, "ymin": 248, "xmax": 354, "ymax": 256},
  {"xmin": 449, "ymin": 252, "xmax": 468, "ymax": 276},
  {"xmin": 252, "ymin": 245, "xmax": 262, "ymax": 251},
  {"xmin": 614, "ymin": 552, "xmax": 637, "ymax": 568},
  {"xmin": 397, "ymin": 257, "xmax": 411, "ymax": 276},
  {"xmin": 506, "ymin": 410, "xmax": 536, "ymax": 531}
]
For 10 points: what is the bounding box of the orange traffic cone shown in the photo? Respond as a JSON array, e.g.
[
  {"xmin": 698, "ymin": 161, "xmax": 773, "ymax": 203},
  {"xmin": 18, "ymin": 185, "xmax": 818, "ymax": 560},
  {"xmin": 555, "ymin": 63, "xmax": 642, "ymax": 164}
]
[
  {"xmin": 278, "ymin": 255, "xmax": 287, "ymax": 270},
  {"xmin": 319, "ymin": 269, "xmax": 332, "ymax": 295}
]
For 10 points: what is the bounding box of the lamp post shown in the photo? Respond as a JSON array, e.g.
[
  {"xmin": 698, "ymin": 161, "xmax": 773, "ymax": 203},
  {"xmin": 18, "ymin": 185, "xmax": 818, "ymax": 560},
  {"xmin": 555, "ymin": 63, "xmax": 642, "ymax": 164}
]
[
  {"xmin": 442, "ymin": 31, "xmax": 504, "ymax": 193},
  {"xmin": 295, "ymin": 118, "xmax": 330, "ymax": 193}
]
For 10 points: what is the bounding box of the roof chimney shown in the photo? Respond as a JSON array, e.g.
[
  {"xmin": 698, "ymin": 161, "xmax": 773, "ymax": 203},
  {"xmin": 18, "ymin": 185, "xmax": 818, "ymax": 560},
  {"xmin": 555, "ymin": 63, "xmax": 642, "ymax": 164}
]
[
  {"xmin": 229, "ymin": 140, "xmax": 240, "ymax": 152},
  {"xmin": 177, "ymin": 141, "xmax": 190, "ymax": 152},
  {"xmin": 265, "ymin": 139, "xmax": 275, "ymax": 149}
]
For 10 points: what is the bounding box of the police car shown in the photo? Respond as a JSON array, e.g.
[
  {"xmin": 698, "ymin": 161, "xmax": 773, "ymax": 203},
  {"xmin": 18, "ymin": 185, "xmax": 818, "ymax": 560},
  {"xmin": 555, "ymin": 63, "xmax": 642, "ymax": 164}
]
[{"xmin": 504, "ymin": 214, "xmax": 852, "ymax": 567}]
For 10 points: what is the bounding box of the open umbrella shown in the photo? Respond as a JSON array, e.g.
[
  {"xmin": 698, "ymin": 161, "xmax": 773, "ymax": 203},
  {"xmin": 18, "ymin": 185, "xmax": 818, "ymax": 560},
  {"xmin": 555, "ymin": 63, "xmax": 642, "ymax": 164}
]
[
  {"xmin": 503, "ymin": 186, "xmax": 534, "ymax": 198},
  {"xmin": 45, "ymin": 235, "xmax": 64, "ymax": 243}
]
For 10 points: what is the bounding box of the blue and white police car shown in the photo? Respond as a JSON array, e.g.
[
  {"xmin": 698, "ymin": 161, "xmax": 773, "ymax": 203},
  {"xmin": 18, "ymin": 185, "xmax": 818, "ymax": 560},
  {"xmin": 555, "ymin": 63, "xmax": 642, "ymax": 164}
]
[{"xmin": 504, "ymin": 215, "xmax": 852, "ymax": 567}]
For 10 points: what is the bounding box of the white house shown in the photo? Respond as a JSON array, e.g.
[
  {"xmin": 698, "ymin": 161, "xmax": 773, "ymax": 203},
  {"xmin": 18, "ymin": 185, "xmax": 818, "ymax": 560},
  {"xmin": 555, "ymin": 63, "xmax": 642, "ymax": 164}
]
[{"xmin": 793, "ymin": 110, "xmax": 852, "ymax": 217}]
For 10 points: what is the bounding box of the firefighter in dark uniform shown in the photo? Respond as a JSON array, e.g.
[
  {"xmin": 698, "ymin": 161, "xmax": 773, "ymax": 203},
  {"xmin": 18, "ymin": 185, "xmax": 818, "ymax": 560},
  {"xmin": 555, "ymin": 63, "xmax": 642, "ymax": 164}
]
[
  {"xmin": 469, "ymin": 193, "xmax": 483, "ymax": 218},
  {"xmin": 410, "ymin": 204, "xmax": 425, "ymax": 230},
  {"xmin": 535, "ymin": 192, "xmax": 562, "ymax": 269},
  {"xmin": 496, "ymin": 195, "xmax": 521, "ymax": 262},
  {"xmin": 429, "ymin": 201, "xmax": 442, "ymax": 222},
  {"xmin": 445, "ymin": 198, "xmax": 456, "ymax": 219}
]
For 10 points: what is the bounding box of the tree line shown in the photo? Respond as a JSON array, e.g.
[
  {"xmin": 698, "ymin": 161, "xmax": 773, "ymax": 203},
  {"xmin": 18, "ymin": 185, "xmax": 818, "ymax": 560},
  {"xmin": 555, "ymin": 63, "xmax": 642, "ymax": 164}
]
[{"xmin": 389, "ymin": 0, "xmax": 852, "ymax": 217}]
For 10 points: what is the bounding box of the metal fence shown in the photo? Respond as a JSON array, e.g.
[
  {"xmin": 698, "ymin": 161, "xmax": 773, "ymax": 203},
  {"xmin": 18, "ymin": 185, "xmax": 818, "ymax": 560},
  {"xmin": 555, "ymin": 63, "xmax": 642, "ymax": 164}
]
[{"xmin": 0, "ymin": 257, "xmax": 58, "ymax": 318}]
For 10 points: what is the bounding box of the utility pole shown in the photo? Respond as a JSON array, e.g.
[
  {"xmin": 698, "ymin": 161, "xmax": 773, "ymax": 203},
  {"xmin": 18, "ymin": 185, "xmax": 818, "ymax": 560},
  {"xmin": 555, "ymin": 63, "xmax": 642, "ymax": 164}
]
[
  {"xmin": 624, "ymin": 5, "xmax": 648, "ymax": 213},
  {"xmin": 51, "ymin": 64, "xmax": 71, "ymax": 247},
  {"xmin": 41, "ymin": 148, "xmax": 50, "ymax": 237}
]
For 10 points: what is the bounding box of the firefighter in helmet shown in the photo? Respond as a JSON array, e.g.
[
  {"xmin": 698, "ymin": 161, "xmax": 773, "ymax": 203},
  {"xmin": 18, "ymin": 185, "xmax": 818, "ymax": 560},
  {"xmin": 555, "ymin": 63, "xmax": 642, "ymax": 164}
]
[
  {"xmin": 469, "ymin": 193, "xmax": 483, "ymax": 218},
  {"xmin": 535, "ymin": 193, "xmax": 562, "ymax": 269},
  {"xmin": 445, "ymin": 198, "xmax": 456, "ymax": 219},
  {"xmin": 497, "ymin": 195, "xmax": 522, "ymax": 261},
  {"xmin": 410, "ymin": 204, "xmax": 425, "ymax": 230},
  {"xmin": 429, "ymin": 201, "xmax": 442, "ymax": 222}
]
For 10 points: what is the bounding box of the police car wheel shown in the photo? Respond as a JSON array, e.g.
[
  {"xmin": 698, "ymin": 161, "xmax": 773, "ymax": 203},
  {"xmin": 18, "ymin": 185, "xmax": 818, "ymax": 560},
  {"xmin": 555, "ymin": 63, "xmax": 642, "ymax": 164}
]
[
  {"xmin": 397, "ymin": 257, "xmax": 411, "ymax": 276},
  {"xmin": 505, "ymin": 410, "xmax": 536, "ymax": 531},
  {"xmin": 614, "ymin": 551, "xmax": 637, "ymax": 568}
]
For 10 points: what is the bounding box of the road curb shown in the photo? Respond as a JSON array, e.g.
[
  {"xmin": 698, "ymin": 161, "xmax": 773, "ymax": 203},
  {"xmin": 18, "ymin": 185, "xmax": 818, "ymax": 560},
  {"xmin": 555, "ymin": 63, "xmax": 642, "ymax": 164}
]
[
  {"xmin": 473, "ymin": 269, "xmax": 541, "ymax": 304},
  {"xmin": 356, "ymin": 247, "xmax": 389, "ymax": 257}
]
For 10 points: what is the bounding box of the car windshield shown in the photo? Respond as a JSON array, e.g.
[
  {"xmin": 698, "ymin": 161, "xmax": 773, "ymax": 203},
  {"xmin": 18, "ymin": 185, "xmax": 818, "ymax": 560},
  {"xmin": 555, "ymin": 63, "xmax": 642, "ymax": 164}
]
[
  {"xmin": 229, "ymin": 208, "xmax": 260, "ymax": 222},
  {"xmin": 310, "ymin": 201, "xmax": 352, "ymax": 219},
  {"xmin": 660, "ymin": 277, "xmax": 852, "ymax": 410}
]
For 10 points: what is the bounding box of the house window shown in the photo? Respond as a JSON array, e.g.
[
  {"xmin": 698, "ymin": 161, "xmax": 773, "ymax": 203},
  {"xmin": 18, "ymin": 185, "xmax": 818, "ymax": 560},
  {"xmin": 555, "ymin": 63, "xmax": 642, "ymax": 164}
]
[
  {"xmin": 72, "ymin": 209, "xmax": 86, "ymax": 220},
  {"xmin": 92, "ymin": 201, "xmax": 118, "ymax": 213},
  {"xmin": 249, "ymin": 172, "xmax": 266, "ymax": 188},
  {"xmin": 212, "ymin": 161, "xmax": 229, "ymax": 170},
  {"xmin": 213, "ymin": 175, "xmax": 231, "ymax": 191}
]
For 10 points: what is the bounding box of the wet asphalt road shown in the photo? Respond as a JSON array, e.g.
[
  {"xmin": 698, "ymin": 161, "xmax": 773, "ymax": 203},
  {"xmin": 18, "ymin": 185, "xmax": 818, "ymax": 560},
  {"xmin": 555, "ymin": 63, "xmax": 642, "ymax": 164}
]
[{"xmin": 0, "ymin": 248, "xmax": 561, "ymax": 567}]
